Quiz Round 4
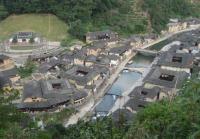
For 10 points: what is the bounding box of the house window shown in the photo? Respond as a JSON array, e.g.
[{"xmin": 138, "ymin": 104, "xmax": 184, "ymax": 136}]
[
  {"xmin": 52, "ymin": 83, "xmax": 62, "ymax": 89},
  {"xmin": 32, "ymin": 97, "xmax": 37, "ymax": 99},
  {"xmin": 32, "ymin": 97, "xmax": 38, "ymax": 102},
  {"xmin": 96, "ymin": 59, "xmax": 101, "ymax": 62},
  {"xmin": 97, "ymin": 34, "xmax": 110, "ymax": 40},
  {"xmin": 141, "ymin": 91, "xmax": 148, "ymax": 95},
  {"xmin": 172, "ymin": 56, "xmax": 182, "ymax": 63},
  {"xmin": 195, "ymin": 42, "xmax": 198, "ymax": 46},
  {"xmin": 0, "ymin": 60, "xmax": 4, "ymax": 64},
  {"xmin": 138, "ymin": 105, "xmax": 145, "ymax": 108},
  {"xmin": 159, "ymin": 74, "xmax": 175, "ymax": 81},
  {"xmin": 76, "ymin": 70, "xmax": 88, "ymax": 76}
]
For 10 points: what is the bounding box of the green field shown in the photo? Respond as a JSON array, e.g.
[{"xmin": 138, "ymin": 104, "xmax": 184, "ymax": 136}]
[{"xmin": 0, "ymin": 14, "xmax": 69, "ymax": 41}]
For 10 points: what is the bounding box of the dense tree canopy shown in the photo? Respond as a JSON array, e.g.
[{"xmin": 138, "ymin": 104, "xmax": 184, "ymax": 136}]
[
  {"xmin": 0, "ymin": 0, "xmax": 198, "ymax": 39},
  {"xmin": 0, "ymin": 0, "xmax": 149, "ymax": 40},
  {"xmin": 50, "ymin": 76, "xmax": 200, "ymax": 139},
  {"xmin": 142, "ymin": 0, "xmax": 199, "ymax": 32},
  {"xmin": 0, "ymin": 1, "xmax": 200, "ymax": 138},
  {"xmin": 0, "ymin": 89, "xmax": 35, "ymax": 138},
  {"xmin": 125, "ymin": 76, "xmax": 200, "ymax": 139}
]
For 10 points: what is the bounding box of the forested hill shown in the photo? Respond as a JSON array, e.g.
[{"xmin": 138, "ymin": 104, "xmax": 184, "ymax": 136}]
[
  {"xmin": 142, "ymin": 0, "xmax": 200, "ymax": 32},
  {"xmin": 0, "ymin": 0, "xmax": 199, "ymax": 39},
  {"xmin": 0, "ymin": 0, "xmax": 199, "ymax": 40},
  {"xmin": 0, "ymin": 0, "xmax": 148, "ymax": 40}
]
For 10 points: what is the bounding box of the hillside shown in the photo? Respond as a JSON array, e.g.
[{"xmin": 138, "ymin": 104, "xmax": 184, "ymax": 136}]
[
  {"xmin": 142, "ymin": 0, "xmax": 200, "ymax": 32},
  {"xmin": 0, "ymin": 14, "xmax": 69, "ymax": 41},
  {"xmin": 0, "ymin": 0, "xmax": 198, "ymax": 41}
]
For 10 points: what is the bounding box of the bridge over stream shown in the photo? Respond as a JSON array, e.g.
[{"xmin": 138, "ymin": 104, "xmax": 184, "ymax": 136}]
[
  {"xmin": 123, "ymin": 67, "xmax": 145, "ymax": 74},
  {"xmin": 133, "ymin": 48, "xmax": 159, "ymax": 56}
]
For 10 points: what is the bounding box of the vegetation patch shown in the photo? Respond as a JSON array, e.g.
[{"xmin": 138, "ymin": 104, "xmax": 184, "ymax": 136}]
[
  {"xmin": 17, "ymin": 60, "xmax": 36, "ymax": 78},
  {"xmin": 142, "ymin": 0, "xmax": 200, "ymax": 33},
  {"xmin": 0, "ymin": 14, "xmax": 69, "ymax": 41},
  {"xmin": 35, "ymin": 109, "xmax": 76, "ymax": 125}
]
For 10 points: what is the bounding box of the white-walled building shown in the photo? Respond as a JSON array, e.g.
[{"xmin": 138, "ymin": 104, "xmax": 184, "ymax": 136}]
[{"xmin": 9, "ymin": 32, "xmax": 41, "ymax": 43}]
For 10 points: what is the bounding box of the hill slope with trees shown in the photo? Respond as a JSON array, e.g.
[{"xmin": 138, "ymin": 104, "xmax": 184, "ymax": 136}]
[
  {"xmin": 2, "ymin": 76, "xmax": 199, "ymax": 139},
  {"xmin": 142, "ymin": 0, "xmax": 200, "ymax": 33},
  {"xmin": 0, "ymin": 0, "xmax": 198, "ymax": 41}
]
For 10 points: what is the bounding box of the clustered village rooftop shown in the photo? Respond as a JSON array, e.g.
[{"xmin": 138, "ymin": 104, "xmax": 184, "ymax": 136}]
[
  {"xmin": 0, "ymin": 55, "xmax": 20, "ymax": 90},
  {"xmin": 0, "ymin": 29, "xmax": 162, "ymax": 112},
  {"xmin": 25, "ymin": 30, "xmax": 162, "ymax": 111},
  {"xmin": 0, "ymin": 17, "xmax": 200, "ymax": 113},
  {"xmin": 111, "ymin": 29, "xmax": 200, "ymax": 123}
]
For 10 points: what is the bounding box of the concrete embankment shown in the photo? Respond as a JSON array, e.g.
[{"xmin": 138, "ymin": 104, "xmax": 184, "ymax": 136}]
[
  {"xmin": 64, "ymin": 52, "xmax": 137, "ymax": 127},
  {"xmin": 64, "ymin": 25, "xmax": 200, "ymax": 127}
]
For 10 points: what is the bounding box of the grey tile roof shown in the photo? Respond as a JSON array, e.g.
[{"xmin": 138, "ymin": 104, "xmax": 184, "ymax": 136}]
[
  {"xmin": 0, "ymin": 55, "xmax": 10, "ymax": 60},
  {"xmin": 0, "ymin": 76, "xmax": 11, "ymax": 89},
  {"xmin": 143, "ymin": 67, "xmax": 190, "ymax": 88},
  {"xmin": 129, "ymin": 86, "xmax": 161, "ymax": 100},
  {"xmin": 72, "ymin": 90, "xmax": 88, "ymax": 101},
  {"xmin": 85, "ymin": 55, "xmax": 112, "ymax": 67},
  {"xmin": 40, "ymin": 79, "xmax": 73, "ymax": 98},
  {"xmin": 38, "ymin": 57, "xmax": 61, "ymax": 73},
  {"xmin": 61, "ymin": 66, "xmax": 101, "ymax": 86},
  {"xmin": 106, "ymin": 55, "xmax": 120, "ymax": 60},
  {"xmin": 111, "ymin": 109, "xmax": 135, "ymax": 123},
  {"xmin": 73, "ymin": 49, "xmax": 87, "ymax": 60},
  {"xmin": 0, "ymin": 68, "xmax": 18, "ymax": 78},
  {"xmin": 18, "ymin": 79, "xmax": 89, "ymax": 110},
  {"xmin": 183, "ymin": 18, "xmax": 200, "ymax": 25},
  {"xmin": 85, "ymin": 55, "xmax": 97, "ymax": 63},
  {"xmin": 124, "ymin": 99, "xmax": 150, "ymax": 112},
  {"xmin": 109, "ymin": 45, "xmax": 132, "ymax": 55},
  {"xmin": 20, "ymin": 79, "xmax": 74, "ymax": 109},
  {"xmin": 29, "ymin": 48, "xmax": 64, "ymax": 60},
  {"xmin": 86, "ymin": 41, "xmax": 107, "ymax": 50},
  {"xmin": 60, "ymin": 52, "xmax": 74, "ymax": 63},
  {"xmin": 22, "ymin": 80, "xmax": 43, "ymax": 100},
  {"xmin": 86, "ymin": 30, "xmax": 118, "ymax": 41},
  {"xmin": 95, "ymin": 55, "xmax": 111, "ymax": 66},
  {"xmin": 157, "ymin": 52, "xmax": 194, "ymax": 68},
  {"xmin": 17, "ymin": 32, "xmax": 33, "ymax": 39}
]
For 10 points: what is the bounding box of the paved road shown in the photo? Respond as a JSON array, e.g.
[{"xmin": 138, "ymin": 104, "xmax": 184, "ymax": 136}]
[
  {"xmin": 64, "ymin": 95, "xmax": 94, "ymax": 127},
  {"xmin": 142, "ymin": 25, "xmax": 200, "ymax": 50},
  {"xmin": 64, "ymin": 52, "xmax": 137, "ymax": 127}
]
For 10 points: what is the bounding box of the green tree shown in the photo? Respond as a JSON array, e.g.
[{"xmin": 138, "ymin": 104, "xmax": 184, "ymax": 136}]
[
  {"xmin": 0, "ymin": 4, "xmax": 8, "ymax": 20},
  {"xmin": 68, "ymin": 20, "xmax": 87, "ymax": 40},
  {"xmin": 17, "ymin": 60, "xmax": 36, "ymax": 78},
  {"xmin": 0, "ymin": 89, "xmax": 35, "ymax": 138},
  {"xmin": 125, "ymin": 78, "xmax": 200, "ymax": 139}
]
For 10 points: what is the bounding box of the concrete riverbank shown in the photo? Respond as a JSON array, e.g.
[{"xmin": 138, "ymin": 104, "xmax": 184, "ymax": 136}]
[{"xmin": 64, "ymin": 25, "xmax": 200, "ymax": 127}]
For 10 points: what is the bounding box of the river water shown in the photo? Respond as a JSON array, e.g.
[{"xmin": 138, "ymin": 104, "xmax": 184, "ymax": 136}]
[
  {"xmin": 95, "ymin": 54, "xmax": 154, "ymax": 116},
  {"xmin": 95, "ymin": 30, "xmax": 198, "ymax": 117}
]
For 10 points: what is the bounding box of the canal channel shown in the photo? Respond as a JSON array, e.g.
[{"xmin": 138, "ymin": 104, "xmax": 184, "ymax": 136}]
[
  {"xmin": 94, "ymin": 31, "xmax": 182, "ymax": 117},
  {"xmin": 94, "ymin": 54, "xmax": 155, "ymax": 116},
  {"xmin": 93, "ymin": 28, "xmax": 196, "ymax": 117}
]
